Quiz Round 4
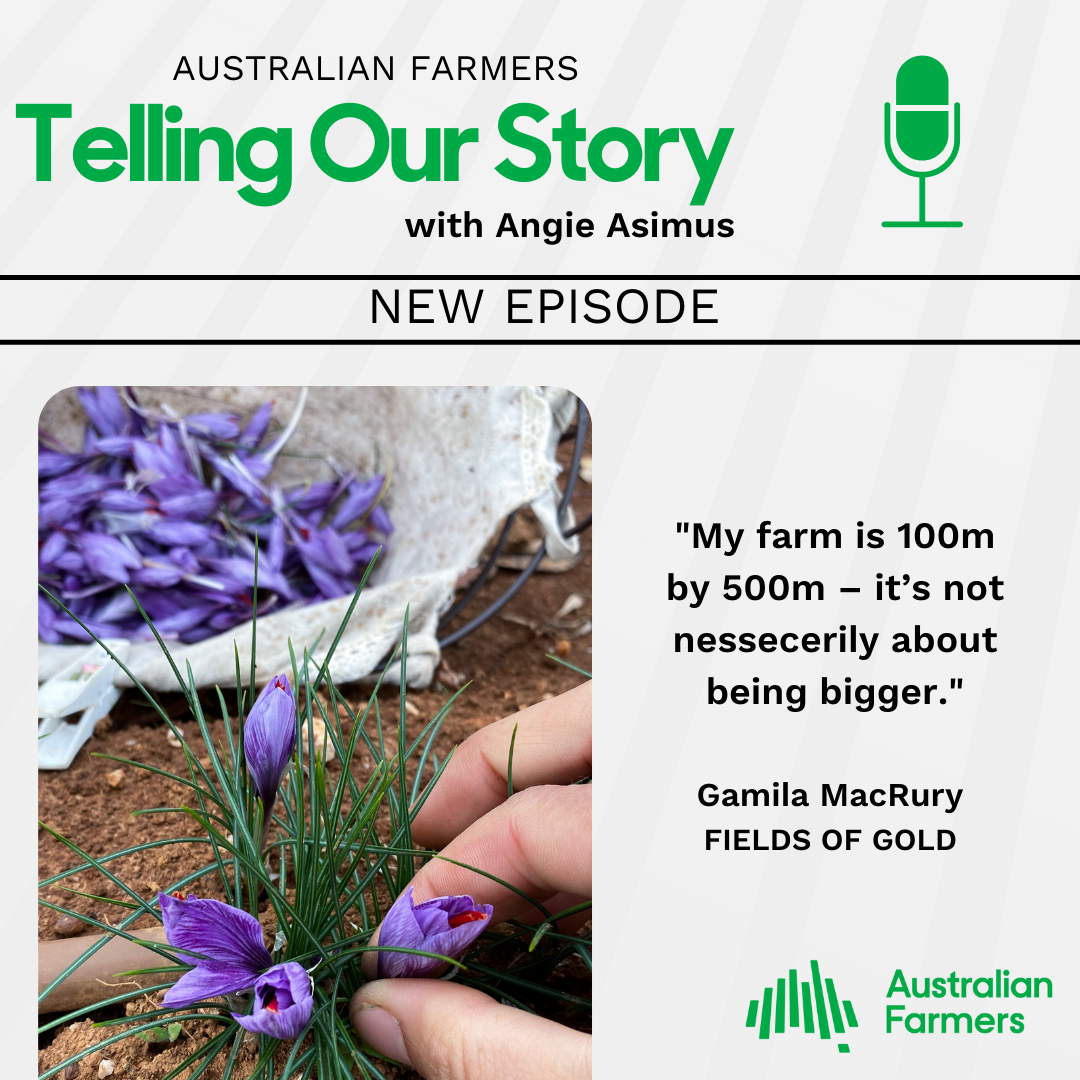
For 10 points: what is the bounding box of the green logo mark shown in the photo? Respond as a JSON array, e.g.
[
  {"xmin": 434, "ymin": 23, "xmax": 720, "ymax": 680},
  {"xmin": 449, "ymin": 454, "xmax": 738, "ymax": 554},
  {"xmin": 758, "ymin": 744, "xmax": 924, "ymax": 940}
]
[
  {"xmin": 746, "ymin": 960, "xmax": 858, "ymax": 1053},
  {"xmin": 883, "ymin": 55, "xmax": 963, "ymax": 227}
]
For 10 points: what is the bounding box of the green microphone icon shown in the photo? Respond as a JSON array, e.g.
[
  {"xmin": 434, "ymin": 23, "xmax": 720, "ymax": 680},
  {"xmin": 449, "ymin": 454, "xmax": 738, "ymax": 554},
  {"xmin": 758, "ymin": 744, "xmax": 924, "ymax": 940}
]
[{"xmin": 882, "ymin": 55, "xmax": 962, "ymax": 227}]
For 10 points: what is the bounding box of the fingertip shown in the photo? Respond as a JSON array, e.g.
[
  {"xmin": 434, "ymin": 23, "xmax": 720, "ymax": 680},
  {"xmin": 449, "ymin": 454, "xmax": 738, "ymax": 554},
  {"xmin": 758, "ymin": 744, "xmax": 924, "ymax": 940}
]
[
  {"xmin": 411, "ymin": 681, "xmax": 592, "ymax": 850},
  {"xmin": 350, "ymin": 978, "xmax": 591, "ymax": 1080},
  {"xmin": 349, "ymin": 990, "xmax": 412, "ymax": 1067}
]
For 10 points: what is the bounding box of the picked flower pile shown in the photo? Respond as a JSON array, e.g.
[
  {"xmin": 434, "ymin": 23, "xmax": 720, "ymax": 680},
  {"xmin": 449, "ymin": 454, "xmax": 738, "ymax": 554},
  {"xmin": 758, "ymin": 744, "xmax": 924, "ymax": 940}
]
[{"xmin": 38, "ymin": 387, "xmax": 392, "ymax": 644}]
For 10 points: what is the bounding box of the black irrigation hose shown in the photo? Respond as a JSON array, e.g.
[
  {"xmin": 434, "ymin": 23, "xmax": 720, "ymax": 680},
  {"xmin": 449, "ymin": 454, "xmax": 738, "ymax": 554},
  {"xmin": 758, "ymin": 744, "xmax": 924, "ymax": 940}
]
[
  {"xmin": 438, "ymin": 545, "xmax": 549, "ymax": 649},
  {"xmin": 438, "ymin": 399, "xmax": 590, "ymax": 650},
  {"xmin": 562, "ymin": 513, "xmax": 592, "ymax": 538},
  {"xmin": 438, "ymin": 511, "xmax": 518, "ymax": 631}
]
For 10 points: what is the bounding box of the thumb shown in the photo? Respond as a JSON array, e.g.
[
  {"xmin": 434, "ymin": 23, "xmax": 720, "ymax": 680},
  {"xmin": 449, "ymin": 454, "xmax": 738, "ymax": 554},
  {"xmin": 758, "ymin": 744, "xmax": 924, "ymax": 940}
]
[{"xmin": 349, "ymin": 979, "xmax": 591, "ymax": 1080}]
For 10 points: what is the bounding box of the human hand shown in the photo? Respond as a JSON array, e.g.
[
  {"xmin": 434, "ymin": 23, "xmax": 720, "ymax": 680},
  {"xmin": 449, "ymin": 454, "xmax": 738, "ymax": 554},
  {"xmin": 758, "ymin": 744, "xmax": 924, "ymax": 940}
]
[{"xmin": 349, "ymin": 681, "xmax": 592, "ymax": 1080}]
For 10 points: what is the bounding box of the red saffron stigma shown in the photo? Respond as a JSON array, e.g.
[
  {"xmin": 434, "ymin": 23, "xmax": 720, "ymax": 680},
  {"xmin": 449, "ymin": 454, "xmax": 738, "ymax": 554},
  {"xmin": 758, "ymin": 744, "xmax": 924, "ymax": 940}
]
[{"xmin": 447, "ymin": 910, "xmax": 487, "ymax": 928}]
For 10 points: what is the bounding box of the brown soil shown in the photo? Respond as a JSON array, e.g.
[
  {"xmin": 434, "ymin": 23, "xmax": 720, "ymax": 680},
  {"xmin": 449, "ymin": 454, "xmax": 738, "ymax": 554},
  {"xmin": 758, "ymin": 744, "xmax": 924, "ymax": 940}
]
[{"xmin": 38, "ymin": 432, "xmax": 591, "ymax": 1079}]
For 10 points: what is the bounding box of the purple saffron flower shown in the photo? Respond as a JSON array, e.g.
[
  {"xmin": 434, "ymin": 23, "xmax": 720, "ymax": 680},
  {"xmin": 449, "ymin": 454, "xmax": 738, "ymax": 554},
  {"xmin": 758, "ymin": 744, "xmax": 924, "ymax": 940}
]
[
  {"xmin": 284, "ymin": 480, "xmax": 339, "ymax": 512},
  {"xmin": 98, "ymin": 488, "xmax": 154, "ymax": 512},
  {"xmin": 293, "ymin": 522, "xmax": 352, "ymax": 575},
  {"xmin": 204, "ymin": 450, "xmax": 268, "ymax": 501},
  {"xmin": 92, "ymin": 434, "xmax": 138, "ymax": 458},
  {"xmin": 201, "ymin": 556, "xmax": 294, "ymax": 600},
  {"xmin": 132, "ymin": 428, "xmax": 187, "ymax": 481},
  {"xmin": 377, "ymin": 885, "xmax": 493, "ymax": 979},
  {"xmin": 232, "ymin": 962, "xmax": 313, "ymax": 1039},
  {"xmin": 39, "ymin": 530, "xmax": 69, "ymax": 569},
  {"xmin": 244, "ymin": 674, "xmax": 296, "ymax": 806},
  {"xmin": 369, "ymin": 504, "xmax": 394, "ymax": 536},
  {"xmin": 38, "ymin": 449, "xmax": 84, "ymax": 477},
  {"xmin": 41, "ymin": 469, "xmax": 119, "ymax": 501},
  {"xmin": 77, "ymin": 532, "xmax": 143, "ymax": 583},
  {"xmin": 238, "ymin": 401, "xmax": 274, "ymax": 450},
  {"xmin": 235, "ymin": 452, "xmax": 275, "ymax": 482},
  {"xmin": 296, "ymin": 558, "xmax": 354, "ymax": 600},
  {"xmin": 38, "ymin": 594, "xmax": 62, "ymax": 643},
  {"xmin": 290, "ymin": 522, "xmax": 355, "ymax": 598},
  {"xmin": 156, "ymin": 486, "xmax": 221, "ymax": 520},
  {"xmin": 183, "ymin": 412, "xmax": 241, "ymax": 439},
  {"xmin": 77, "ymin": 387, "xmax": 128, "ymax": 438},
  {"xmin": 266, "ymin": 517, "xmax": 286, "ymax": 571},
  {"xmin": 159, "ymin": 892, "xmax": 272, "ymax": 1008},
  {"xmin": 95, "ymin": 590, "xmax": 137, "ymax": 623},
  {"xmin": 343, "ymin": 533, "xmax": 381, "ymax": 560},
  {"xmin": 146, "ymin": 602, "xmax": 222, "ymax": 638},
  {"xmin": 131, "ymin": 560, "xmax": 187, "ymax": 588},
  {"xmin": 332, "ymin": 475, "xmax": 383, "ymax": 530},
  {"xmin": 146, "ymin": 518, "xmax": 214, "ymax": 547}
]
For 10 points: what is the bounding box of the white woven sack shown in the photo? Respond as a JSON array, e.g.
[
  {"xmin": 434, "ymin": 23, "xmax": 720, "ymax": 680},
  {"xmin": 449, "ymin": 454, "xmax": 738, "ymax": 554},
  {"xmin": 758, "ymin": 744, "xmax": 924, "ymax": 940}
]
[{"xmin": 38, "ymin": 385, "xmax": 579, "ymax": 690}]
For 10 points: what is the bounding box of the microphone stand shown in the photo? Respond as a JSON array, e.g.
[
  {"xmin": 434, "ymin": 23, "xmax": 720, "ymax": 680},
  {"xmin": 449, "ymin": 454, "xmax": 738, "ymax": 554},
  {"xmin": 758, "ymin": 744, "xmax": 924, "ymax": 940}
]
[{"xmin": 882, "ymin": 102, "xmax": 963, "ymax": 228}]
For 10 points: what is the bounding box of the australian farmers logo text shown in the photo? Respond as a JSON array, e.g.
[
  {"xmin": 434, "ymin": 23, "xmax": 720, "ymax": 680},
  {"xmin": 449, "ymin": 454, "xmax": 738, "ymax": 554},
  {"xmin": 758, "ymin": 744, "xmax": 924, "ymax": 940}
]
[
  {"xmin": 746, "ymin": 964, "xmax": 1054, "ymax": 1055},
  {"xmin": 886, "ymin": 968, "xmax": 1052, "ymax": 1036}
]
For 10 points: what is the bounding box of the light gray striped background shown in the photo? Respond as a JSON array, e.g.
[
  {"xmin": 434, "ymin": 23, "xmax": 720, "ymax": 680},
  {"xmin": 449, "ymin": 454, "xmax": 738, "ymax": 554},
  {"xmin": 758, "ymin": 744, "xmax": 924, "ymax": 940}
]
[{"xmin": 8, "ymin": 1, "xmax": 1080, "ymax": 1075}]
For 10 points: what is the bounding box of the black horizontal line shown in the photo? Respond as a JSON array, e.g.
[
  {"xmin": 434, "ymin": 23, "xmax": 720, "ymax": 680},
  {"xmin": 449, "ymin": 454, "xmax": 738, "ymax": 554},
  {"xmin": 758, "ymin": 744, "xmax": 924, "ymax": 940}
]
[
  {"xmin": 839, "ymin": 588, "xmax": 862, "ymax": 593},
  {"xmin": 3, "ymin": 338, "xmax": 1078, "ymax": 347},
  {"xmin": 2, "ymin": 274, "xmax": 1080, "ymax": 283}
]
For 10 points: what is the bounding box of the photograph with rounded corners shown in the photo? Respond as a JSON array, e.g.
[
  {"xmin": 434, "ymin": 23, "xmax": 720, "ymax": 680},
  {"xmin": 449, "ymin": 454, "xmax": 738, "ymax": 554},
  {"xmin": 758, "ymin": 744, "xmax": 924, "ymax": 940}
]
[{"xmin": 37, "ymin": 385, "xmax": 592, "ymax": 1080}]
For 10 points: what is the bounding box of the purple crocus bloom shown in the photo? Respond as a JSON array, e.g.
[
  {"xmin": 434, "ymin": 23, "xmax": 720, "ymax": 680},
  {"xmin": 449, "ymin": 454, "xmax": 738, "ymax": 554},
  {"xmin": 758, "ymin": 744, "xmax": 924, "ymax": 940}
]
[
  {"xmin": 331, "ymin": 475, "xmax": 383, "ymax": 530},
  {"xmin": 146, "ymin": 518, "xmax": 215, "ymax": 547},
  {"xmin": 38, "ymin": 449, "xmax": 84, "ymax": 477},
  {"xmin": 133, "ymin": 427, "xmax": 187, "ymax": 481},
  {"xmin": 131, "ymin": 560, "xmax": 187, "ymax": 588},
  {"xmin": 93, "ymin": 435, "xmax": 139, "ymax": 458},
  {"xmin": 369, "ymin": 504, "xmax": 394, "ymax": 536},
  {"xmin": 266, "ymin": 517, "xmax": 286, "ymax": 572},
  {"xmin": 53, "ymin": 550, "xmax": 87, "ymax": 573},
  {"xmin": 293, "ymin": 522, "xmax": 352, "ymax": 575},
  {"xmin": 232, "ymin": 962, "xmax": 313, "ymax": 1039},
  {"xmin": 38, "ymin": 594, "xmax": 62, "ymax": 643},
  {"xmin": 283, "ymin": 481, "xmax": 338, "ymax": 512},
  {"xmin": 238, "ymin": 401, "xmax": 274, "ymax": 450},
  {"xmin": 156, "ymin": 485, "xmax": 221, "ymax": 520},
  {"xmin": 77, "ymin": 532, "xmax": 143, "ymax": 583},
  {"xmin": 159, "ymin": 892, "xmax": 273, "ymax": 1007},
  {"xmin": 203, "ymin": 450, "xmax": 267, "ymax": 501},
  {"xmin": 77, "ymin": 387, "xmax": 128, "ymax": 437},
  {"xmin": 147, "ymin": 602, "xmax": 222, "ymax": 638},
  {"xmin": 377, "ymin": 885, "xmax": 493, "ymax": 979},
  {"xmin": 39, "ymin": 530, "xmax": 69, "ymax": 569},
  {"xmin": 97, "ymin": 488, "xmax": 154, "ymax": 512},
  {"xmin": 290, "ymin": 522, "xmax": 355, "ymax": 598},
  {"xmin": 244, "ymin": 674, "xmax": 296, "ymax": 806},
  {"xmin": 201, "ymin": 556, "xmax": 294, "ymax": 600},
  {"xmin": 183, "ymin": 412, "xmax": 241, "ymax": 440},
  {"xmin": 158, "ymin": 894, "xmax": 314, "ymax": 1036}
]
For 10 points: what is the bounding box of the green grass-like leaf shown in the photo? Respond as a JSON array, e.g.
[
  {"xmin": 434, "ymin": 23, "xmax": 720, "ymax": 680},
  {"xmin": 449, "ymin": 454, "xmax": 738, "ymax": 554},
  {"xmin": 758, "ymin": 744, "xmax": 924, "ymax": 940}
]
[{"xmin": 545, "ymin": 653, "xmax": 593, "ymax": 678}]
